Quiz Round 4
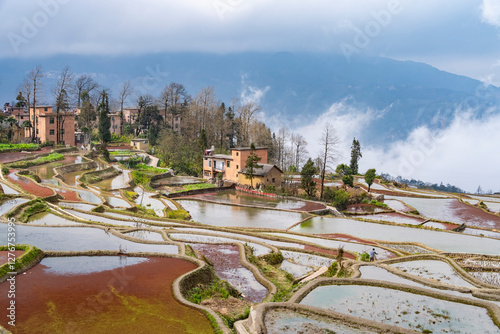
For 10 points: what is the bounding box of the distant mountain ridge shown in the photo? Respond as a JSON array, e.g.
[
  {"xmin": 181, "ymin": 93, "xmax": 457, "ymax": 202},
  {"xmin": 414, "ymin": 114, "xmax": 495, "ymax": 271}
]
[{"xmin": 1, "ymin": 52, "xmax": 499, "ymax": 143}]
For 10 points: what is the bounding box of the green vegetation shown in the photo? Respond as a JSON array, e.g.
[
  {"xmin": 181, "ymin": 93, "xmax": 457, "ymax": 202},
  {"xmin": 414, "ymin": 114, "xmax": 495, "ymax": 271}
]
[
  {"xmin": 326, "ymin": 262, "xmax": 338, "ymax": 277},
  {"xmin": 110, "ymin": 133, "xmax": 133, "ymax": 143},
  {"xmin": 364, "ymin": 168, "xmax": 377, "ymax": 192},
  {"xmin": 202, "ymin": 310, "xmax": 225, "ymax": 334},
  {"xmin": 0, "ymin": 143, "xmax": 39, "ymax": 153},
  {"xmin": 244, "ymin": 245, "xmax": 298, "ymax": 303},
  {"xmin": 110, "ymin": 150, "xmax": 132, "ymax": 156},
  {"xmin": 301, "ymin": 158, "xmax": 317, "ymax": 198},
  {"xmin": 80, "ymin": 167, "xmax": 121, "ymax": 184},
  {"xmin": 333, "ymin": 190, "xmax": 350, "ymax": 210},
  {"xmin": 166, "ymin": 209, "xmax": 190, "ymax": 220},
  {"xmin": 342, "ymin": 174, "xmax": 354, "ymax": 187},
  {"xmin": 263, "ymin": 252, "xmax": 284, "ymax": 265},
  {"xmin": 123, "ymin": 190, "xmax": 139, "ymax": 202},
  {"xmin": 134, "ymin": 164, "xmax": 167, "ymax": 174},
  {"xmin": 359, "ymin": 252, "xmax": 370, "ymax": 261},
  {"xmin": 349, "ymin": 138, "xmax": 362, "ymax": 175},
  {"xmin": 91, "ymin": 205, "xmax": 106, "ymax": 213},
  {"xmin": 131, "ymin": 171, "xmax": 150, "ymax": 186},
  {"xmin": 1, "ymin": 165, "xmax": 9, "ymax": 175},
  {"xmin": 187, "ymin": 280, "xmax": 235, "ymax": 304},
  {"xmin": 182, "ymin": 183, "xmax": 215, "ymax": 191},
  {"xmin": 7, "ymin": 153, "xmax": 64, "ymax": 168},
  {"xmin": 18, "ymin": 199, "xmax": 49, "ymax": 223},
  {"xmin": 244, "ymin": 143, "xmax": 262, "ymax": 189},
  {"xmin": 0, "ymin": 244, "xmax": 42, "ymax": 278},
  {"xmin": 362, "ymin": 199, "xmax": 388, "ymax": 209}
]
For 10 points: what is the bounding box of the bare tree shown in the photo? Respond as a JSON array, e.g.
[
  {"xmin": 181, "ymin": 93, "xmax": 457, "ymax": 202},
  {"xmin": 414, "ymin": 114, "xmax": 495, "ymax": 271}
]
[
  {"xmin": 160, "ymin": 82, "xmax": 188, "ymax": 130},
  {"xmin": 291, "ymin": 133, "xmax": 308, "ymax": 170},
  {"xmin": 237, "ymin": 101, "xmax": 261, "ymax": 147},
  {"xmin": 53, "ymin": 66, "xmax": 74, "ymax": 144},
  {"xmin": 18, "ymin": 79, "xmax": 33, "ymax": 138},
  {"xmin": 27, "ymin": 65, "xmax": 44, "ymax": 142},
  {"xmin": 72, "ymin": 74, "xmax": 98, "ymax": 108},
  {"xmin": 118, "ymin": 81, "xmax": 133, "ymax": 135},
  {"xmin": 318, "ymin": 123, "xmax": 340, "ymax": 199}
]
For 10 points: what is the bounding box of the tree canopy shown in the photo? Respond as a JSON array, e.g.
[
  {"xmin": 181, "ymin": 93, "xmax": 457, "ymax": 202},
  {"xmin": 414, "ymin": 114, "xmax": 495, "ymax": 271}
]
[
  {"xmin": 364, "ymin": 168, "xmax": 376, "ymax": 192},
  {"xmin": 301, "ymin": 158, "xmax": 317, "ymax": 198},
  {"xmin": 244, "ymin": 142, "xmax": 262, "ymax": 189}
]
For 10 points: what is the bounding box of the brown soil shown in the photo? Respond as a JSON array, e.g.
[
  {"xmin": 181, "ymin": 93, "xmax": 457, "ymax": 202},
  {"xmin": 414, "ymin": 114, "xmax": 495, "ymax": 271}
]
[
  {"xmin": 449, "ymin": 200, "xmax": 500, "ymax": 229},
  {"xmin": 302, "ymin": 245, "xmax": 356, "ymax": 259},
  {"xmin": 201, "ymin": 297, "xmax": 249, "ymax": 318},
  {"xmin": 0, "ymin": 250, "xmax": 24, "ymax": 265},
  {"xmin": 0, "ymin": 256, "xmax": 213, "ymax": 334},
  {"xmin": 56, "ymin": 188, "xmax": 81, "ymax": 201},
  {"xmin": 318, "ymin": 233, "xmax": 377, "ymax": 246},
  {"xmin": 293, "ymin": 201, "xmax": 327, "ymax": 212}
]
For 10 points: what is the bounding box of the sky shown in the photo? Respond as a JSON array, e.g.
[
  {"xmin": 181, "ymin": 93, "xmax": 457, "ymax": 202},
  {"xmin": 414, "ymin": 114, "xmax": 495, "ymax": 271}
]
[
  {"xmin": 1, "ymin": 0, "xmax": 500, "ymax": 83},
  {"xmin": 1, "ymin": 0, "xmax": 499, "ymax": 192}
]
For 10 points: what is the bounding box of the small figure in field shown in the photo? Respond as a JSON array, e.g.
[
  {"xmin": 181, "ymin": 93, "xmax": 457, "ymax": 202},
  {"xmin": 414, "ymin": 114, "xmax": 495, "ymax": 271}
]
[{"xmin": 369, "ymin": 248, "xmax": 378, "ymax": 262}]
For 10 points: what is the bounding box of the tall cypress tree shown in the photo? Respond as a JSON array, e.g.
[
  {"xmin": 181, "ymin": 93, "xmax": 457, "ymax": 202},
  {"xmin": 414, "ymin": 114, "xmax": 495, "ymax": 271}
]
[
  {"xmin": 350, "ymin": 138, "xmax": 362, "ymax": 175},
  {"xmin": 245, "ymin": 143, "xmax": 262, "ymax": 189},
  {"xmin": 98, "ymin": 90, "xmax": 111, "ymax": 145}
]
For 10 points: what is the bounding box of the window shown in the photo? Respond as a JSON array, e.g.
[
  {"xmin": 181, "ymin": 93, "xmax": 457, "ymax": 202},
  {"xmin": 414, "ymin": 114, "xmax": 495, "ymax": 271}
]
[
  {"xmin": 227, "ymin": 161, "xmax": 230, "ymax": 168},
  {"xmin": 272, "ymin": 178, "xmax": 276, "ymax": 183},
  {"xmin": 49, "ymin": 118, "xmax": 54, "ymax": 124},
  {"xmin": 236, "ymin": 165, "xmax": 239, "ymax": 169},
  {"xmin": 236, "ymin": 152, "xmax": 239, "ymax": 156},
  {"xmin": 44, "ymin": 107, "xmax": 48, "ymax": 111},
  {"xmin": 20, "ymin": 116, "xmax": 24, "ymax": 120},
  {"xmin": 208, "ymin": 160, "xmax": 212, "ymax": 167},
  {"xmin": 36, "ymin": 129, "xmax": 39, "ymax": 135},
  {"xmin": 61, "ymin": 129, "xmax": 65, "ymax": 135},
  {"xmin": 50, "ymin": 130, "xmax": 55, "ymax": 135}
]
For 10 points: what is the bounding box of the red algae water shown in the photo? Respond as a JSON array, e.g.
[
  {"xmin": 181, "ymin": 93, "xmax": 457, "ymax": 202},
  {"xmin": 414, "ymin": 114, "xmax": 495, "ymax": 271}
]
[{"xmin": 0, "ymin": 256, "xmax": 214, "ymax": 334}]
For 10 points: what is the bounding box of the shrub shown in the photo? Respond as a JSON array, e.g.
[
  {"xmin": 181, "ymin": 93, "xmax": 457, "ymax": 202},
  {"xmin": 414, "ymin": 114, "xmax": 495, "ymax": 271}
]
[
  {"xmin": 131, "ymin": 171, "xmax": 151, "ymax": 186},
  {"xmin": 166, "ymin": 209, "xmax": 190, "ymax": 220},
  {"xmin": 359, "ymin": 252, "xmax": 370, "ymax": 261},
  {"xmin": 1, "ymin": 165, "xmax": 9, "ymax": 175},
  {"xmin": 370, "ymin": 199, "xmax": 388, "ymax": 208},
  {"xmin": 333, "ymin": 190, "xmax": 350, "ymax": 210},
  {"xmin": 19, "ymin": 200, "xmax": 49, "ymax": 222},
  {"xmin": 263, "ymin": 252, "xmax": 284, "ymax": 265},
  {"xmin": 263, "ymin": 185, "xmax": 277, "ymax": 194}
]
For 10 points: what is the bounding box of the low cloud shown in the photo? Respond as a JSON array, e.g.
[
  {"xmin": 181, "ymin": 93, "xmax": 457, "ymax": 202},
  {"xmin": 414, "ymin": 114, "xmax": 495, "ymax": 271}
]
[
  {"xmin": 290, "ymin": 101, "xmax": 500, "ymax": 193},
  {"xmin": 360, "ymin": 111, "xmax": 500, "ymax": 193}
]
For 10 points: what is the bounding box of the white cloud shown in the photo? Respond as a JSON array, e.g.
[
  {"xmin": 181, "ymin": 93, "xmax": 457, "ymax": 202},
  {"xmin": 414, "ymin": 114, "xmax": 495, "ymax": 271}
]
[
  {"xmin": 291, "ymin": 100, "xmax": 386, "ymax": 164},
  {"xmin": 481, "ymin": 0, "xmax": 500, "ymax": 27},
  {"xmin": 360, "ymin": 111, "xmax": 500, "ymax": 193},
  {"xmin": 289, "ymin": 101, "xmax": 500, "ymax": 193},
  {"xmin": 240, "ymin": 74, "xmax": 270, "ymax": 105}
]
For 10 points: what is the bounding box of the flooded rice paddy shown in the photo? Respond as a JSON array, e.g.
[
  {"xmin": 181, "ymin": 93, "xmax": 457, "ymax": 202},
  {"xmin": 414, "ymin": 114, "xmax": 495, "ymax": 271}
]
[
  {"xmin": 0, "ymin": 256, "xmax": 213, "ymax": 333},
  {"xmin": 291, "ymin": 216, "xmax": 500, "ymax": 255},
  {"xmin": 3, "ymin": 152, "xmax": 500, "ymax": 332},
  {"xmin": 178, "ymin": 199, "xmax": 308, "ymax": 229},
  {"xmin": 191, "ymin": 243, "xmax": 268, "ymax": 303},
  {"xmin": 300, "ymin": 284, "xmax": 499, "ymax": 333}
]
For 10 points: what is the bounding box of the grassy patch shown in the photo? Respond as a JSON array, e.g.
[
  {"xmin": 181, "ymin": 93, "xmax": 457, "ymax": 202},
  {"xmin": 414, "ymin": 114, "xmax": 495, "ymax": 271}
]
[
  {"xmin": 16, "ymin": 199, "xmax": 49, "ymax": 223},
  {"xmin": 7, "ymin": 153, "xmax": 64, "ymax": 168},
  {"xmin": 123, "ymin": 190, "xmax": 139, "ymax": 202},
  {"xmin": 131, "ymin": 171, "xmax": 151, "ymax": 187},
  {"xmin": 0, "ymin": 244, "xmax": 43, "ymax": 278},
  {"xmin": 166, "ymin": 209, "xmax": 190, "ymax": 220},
  {"xmin": 110, "ymin": 150, "xmax": 132, "ymax": 156},
  {"xmin": 1, "ymin": 165, "xmax": 9, "ymax": 175},
  {"xmin": 0, "ymin": 143, "xmax": 39, "ymax": 153},
  {"xmin": 134, "ymin": 164, "xmax": 167, "ymax": 174},
  {"xmin": 187, "ymin": 280, "xmax": 234, "ymax": 304},
  {"xmin": 171, "ymin": 183, "xmax": 215, "ymax": 193},
  {"xmin": 244, "ymin": 245, "xmax": 298, "ymax": 302},
  {"xmin": 263, "ymin": 252, "xmax": 284, "ymax": 265}
]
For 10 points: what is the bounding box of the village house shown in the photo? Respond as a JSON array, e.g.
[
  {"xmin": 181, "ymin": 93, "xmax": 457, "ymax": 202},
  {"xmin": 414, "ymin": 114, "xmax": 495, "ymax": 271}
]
[
  {"xmin": 238, "ymin": 164, "xmax": 283, "ymax": 188},
  {"xmin": 110, "ymin": 113, "xmax": 122, "ymax": 135},
  {"xmin": 203, "ymin": 146, "xmax": 282, "ymax": 187},
  {"xmin": 31, "ymin": 106, "xmax": 76, "ymax": 146}
]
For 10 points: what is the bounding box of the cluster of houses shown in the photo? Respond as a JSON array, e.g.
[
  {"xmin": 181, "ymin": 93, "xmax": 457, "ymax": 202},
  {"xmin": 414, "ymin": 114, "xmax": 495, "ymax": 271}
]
[
  {"xmin": 2, "ymin": 103, "xmax": 181, "ymax": 146},
  {"xmin": 202, "ymin": 146, "xmax": 283, "ymax": 188},
  {"xmin": 3, "ymin": 103, "xmax": 283, "ymax": 188}
]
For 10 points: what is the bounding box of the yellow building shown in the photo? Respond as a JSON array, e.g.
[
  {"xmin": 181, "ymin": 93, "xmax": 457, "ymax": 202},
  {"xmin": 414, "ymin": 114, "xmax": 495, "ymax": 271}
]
[
  {"xmin": 237, "ymin": 164, "xmax": 283, "ymax": 188},
  {"xmin": 131, "ymin": 138, "xmax": 149, "ymax": 151}
]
